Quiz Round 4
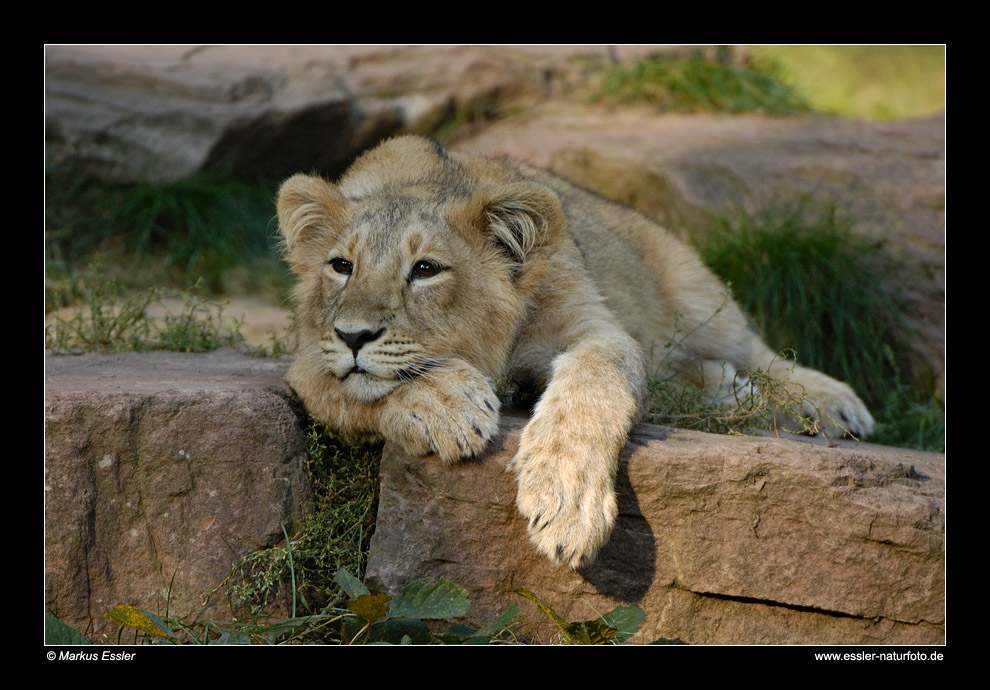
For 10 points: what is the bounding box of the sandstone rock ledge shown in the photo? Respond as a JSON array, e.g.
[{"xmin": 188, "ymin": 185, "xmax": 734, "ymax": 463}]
[
  {"xmin": 366, "ymin": 412, "xmax": 945, "ymax": 645},
  {"xmin": 44, "ymin": 350, "xmax": 313, "ymax": 638},
  {"xmin": 44, "ymin": 350, "xmax": 944, "ymax": 644}
]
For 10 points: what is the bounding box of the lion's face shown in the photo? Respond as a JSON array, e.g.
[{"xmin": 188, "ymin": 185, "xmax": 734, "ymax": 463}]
[
  {"xmin": 297, "ymin": 193, "xmax": 520, "ymax": 403},
  {"xmin": 278, "ymin": 138, "xmax": 566, "ymax": 403}
]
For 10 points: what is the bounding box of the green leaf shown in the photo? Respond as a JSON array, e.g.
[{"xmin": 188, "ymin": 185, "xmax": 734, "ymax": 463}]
[
  {"xmin": 335, "ymin": 568, "xmax": 370, "ymax": 599},
  {"xmin": 474, "ymin": 604, "xmax": 520, "ymax": 637},
  {"xmin": 373, "ymin": 619, "xmax": 431, "ymax": 645},
  {"xmin": 599, "ymin": 605, "xmax": 646, "ymax": 643},
  {"xmin": 343, "ymin": 616, "xmax": 431, "ymax": 645},
  {"xmin": 341, "ymin": 615, "xmax": 372, "ymax": 644},
  {"xmin": 102, "ymin": 605, "xmax": 177, "ymax": 642},
  {"xmin": 460, "ymin": 634, "xmax": 497, "ymax": 645},
  {"xmin": 211, "ymin": 629, "xmax": 252, "ymax": 645},
  {"xmin": 388, "ymin": 578, "xmax": 470, "ymax": 621},
  {"xmin": 45, "ymin": 613, "xmax": 92, "ymax": 645},
  {"xmin": 435, "ymin": 624, "xmax": 487, "ymax": 645},
  {"xmin": 445, "ymin": 624, "xmax": 478, "ymax": 637},
  {"xmin": 435, "ymin": 631, "xmax": 471, "ymax": 644}
]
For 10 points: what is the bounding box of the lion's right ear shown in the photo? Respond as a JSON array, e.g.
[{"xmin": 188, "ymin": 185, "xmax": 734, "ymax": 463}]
[
  {"xmin": 478, "ymin": 182, "xmax": 566, "ymax": 263},
  {"xmin": 277, "ymin": 174, "xmax": 348, "ymax": 253}
]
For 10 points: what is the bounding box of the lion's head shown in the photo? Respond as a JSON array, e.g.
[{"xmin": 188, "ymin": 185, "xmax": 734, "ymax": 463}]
[{"xmin": 277, "ymin": 136, "xmax": 566, "ymax": 403}]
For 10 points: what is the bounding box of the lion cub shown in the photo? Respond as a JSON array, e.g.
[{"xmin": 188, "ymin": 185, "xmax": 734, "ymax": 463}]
[{"xmin": 278, "ymin": 136, "xmax": 874, "ymax": 569}]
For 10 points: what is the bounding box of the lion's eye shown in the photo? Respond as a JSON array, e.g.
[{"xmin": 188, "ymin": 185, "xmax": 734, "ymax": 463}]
[
  {"xmin": 410, "ymin": 260, "xmax": 442, "ymax": 279},
  {"xmin": 329, "ymin": 257, "xmax": 353, "ymax": 275}
]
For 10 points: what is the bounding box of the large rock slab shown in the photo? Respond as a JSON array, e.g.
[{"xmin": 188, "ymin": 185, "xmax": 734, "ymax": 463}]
[
  {"xmin": 44, "ymin": 44, "xmax": 663, "ymax": 183},
  {"xmin": 44, "ymin": 349, "xmax": 313, "ymax": 638},
  {"xmin": 366, "ymin": 413, "xmax": 944, "ymax": 645}
]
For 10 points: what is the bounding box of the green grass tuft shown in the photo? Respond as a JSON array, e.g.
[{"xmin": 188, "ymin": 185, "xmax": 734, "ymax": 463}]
[
  {"xmin": 696, "ymin": 201, "xmax": 943, "ymax": 451},
  {"xmin": 45, "ymin": 167, "xmax": 287, "ymax": 295},
  {"xmin": 216, "ymin": 421, "xmax": 382, "ymax": 632},
  {"xmin": 594, "ymin": 53, "xmax": 810, "ymax": 116},
  {"xmin": 44, "ymin": 274, "xmax": 290, "ymax": 357}
]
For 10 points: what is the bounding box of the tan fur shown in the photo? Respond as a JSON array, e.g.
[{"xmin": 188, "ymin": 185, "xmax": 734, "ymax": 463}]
[{"xmin": 278, "ymin": 135, "xmax": 875, "ymax": 569}]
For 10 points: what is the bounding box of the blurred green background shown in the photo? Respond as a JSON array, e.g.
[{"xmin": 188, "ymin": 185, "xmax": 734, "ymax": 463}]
[{"xmin": 750, "ymin": 45, "xmax": 945, "ymax": 121}]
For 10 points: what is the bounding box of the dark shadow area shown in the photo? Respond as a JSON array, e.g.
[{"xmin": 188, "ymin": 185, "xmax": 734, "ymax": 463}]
[
  {"xmin": 205, "ymin": 102, "xmax": 371, "ymax": 181},
  {"xmin": 577, "ymin": 427, "xmax": 665, "ymax": 603}
]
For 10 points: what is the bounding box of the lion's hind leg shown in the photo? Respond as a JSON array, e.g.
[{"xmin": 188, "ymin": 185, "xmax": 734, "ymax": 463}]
[
  {"xmin": 767, "ymin": 363, "xmax": 875, "ymax": 440},
  {"xmin": 738, "ymin": 341, "xmax": 875, "ymax": 440},
  {"xmin": 674, "ymin": 336, "xmax": 875, "ymax": 440},
  {"xmin": 681, "ymin": 359, "xmax": 750, "ymax": 406}
]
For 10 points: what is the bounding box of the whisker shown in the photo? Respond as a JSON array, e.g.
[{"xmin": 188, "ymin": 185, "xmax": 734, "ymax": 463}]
[{"xmin": 395, "ymin": 357, "xmax": 443, "ymax": 382}]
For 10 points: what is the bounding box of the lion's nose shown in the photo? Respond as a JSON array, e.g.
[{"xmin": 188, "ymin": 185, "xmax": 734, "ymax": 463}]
[{"xmin": 335, "ymin": 327, "xmax": 385, "ymax": 355}]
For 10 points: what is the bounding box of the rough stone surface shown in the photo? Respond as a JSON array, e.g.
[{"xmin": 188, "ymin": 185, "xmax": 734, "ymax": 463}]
[
  {"xmin": 44, "ymin": 44, "xmax": 663, "ymax": 183},
  {"xmin": 44, "ymin": 349, "xmax": 313, "ymax": 638},
  {"xmin": 366, "ymin": 412, "xmax": 945, "ymax": 645}
]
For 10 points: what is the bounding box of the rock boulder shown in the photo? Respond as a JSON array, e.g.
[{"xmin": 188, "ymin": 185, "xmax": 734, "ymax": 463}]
[
  {"xmin": 366, "ymin": 412, "xmax": 945, "ymax": 645},
  {"xmin": 44, "ymin": 44, "xmax": 662, "ymax": 183},
  {"xmin": 44, "ymin": 349, "xmax": 313, "ymax": 639}
]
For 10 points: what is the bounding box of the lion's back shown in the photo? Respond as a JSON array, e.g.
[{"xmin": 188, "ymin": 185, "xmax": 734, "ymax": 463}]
[{"xmin": 517, "ymin": 166, "xmax": 740, "ymax": 363}]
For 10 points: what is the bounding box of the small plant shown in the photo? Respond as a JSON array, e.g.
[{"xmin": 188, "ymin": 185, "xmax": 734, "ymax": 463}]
[
  {"xmin": 335, "ymin": 569, "xmax": 519, "ymax": 645},
  {"xmin": 513, "ymin": 588, "xmax": 645, "ymax": 645},
  {"xmin": 95, "ymin": 603, "xmax": 336, "ymax": 645},
  {"xmin": 88, "ymin": 569, "xmax": 522, "ymax": 645},
  {"xmin": 56, "ymin": 564, "xmax": 647, "ymax": 645},
  {"xmin": 46, "ymin": 277, "xmax": 157, "ymax": 353},
  {"xmin": 102, "ymin": 605, "xmax": 179, "ymax": 644},
  {"xmin": 594, "ymin": 52, "xmax": 810, "ymax": 116},
  {"xmin": 216, "ymin": 422, "xmax": 382, "ymax": 622},
  {"xmin": 45, "ymin": 279, "xmax": 242, "ymax": 354},
  {"xmin": 867, "ymin": 349, "xmax": 945, "ymax": 452},
  {"xmin": 45, "ymin": 274, "xmax": 288, "ymax": 358}
]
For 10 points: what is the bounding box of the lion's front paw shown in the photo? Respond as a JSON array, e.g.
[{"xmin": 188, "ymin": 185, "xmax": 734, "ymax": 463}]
[
  {"xmin": 510, "ymin": 425, "xmax": 619, "ymax": 569},
  {"xmin": 381, "ymin": 361, "xmax": 500, "ymax": 463}
]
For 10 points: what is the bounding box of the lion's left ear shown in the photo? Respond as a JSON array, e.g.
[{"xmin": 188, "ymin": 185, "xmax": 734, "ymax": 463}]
[{"xmin": 478, "ymin": 182, "xmax": 566, "ymax": 263}]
